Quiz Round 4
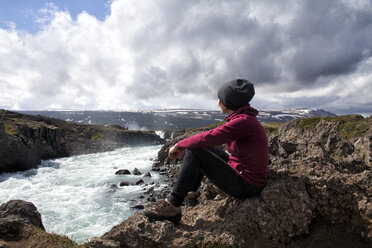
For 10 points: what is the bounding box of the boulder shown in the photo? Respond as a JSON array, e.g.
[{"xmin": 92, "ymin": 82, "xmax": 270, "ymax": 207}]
[
  {"xmin": 132, "ymin": 168, "xmax": 142, "ymax": 175},
  {"xmin": 119, "ymin": 181, "xmax": 131, "ymax": 186},
  {"xmin": 0, "ymin": 200, "xmax": 44, "ymax": 241},
  {"xmin": 135, "ymin": 179, "xmax": 144, "ymax": 185},
  {"xmin": 89, "ymin": 237, "xmax": 120, "ymax": 248},
  {"xmin": 130, "ymin": 205, "xmax": 145, "ymax": 210},
  {"xmin": 100, "ymin": 177, "xmax": 314, "ymax": 247},
  {"xmin": 115, "ymin": 169, "xmax": 131, "ymax": 175}
]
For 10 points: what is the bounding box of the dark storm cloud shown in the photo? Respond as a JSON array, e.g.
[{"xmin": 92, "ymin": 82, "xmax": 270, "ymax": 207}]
[
  {"xmin": 335, "ymin": 104, "xmax": 372, "ymax": 116},
  {"xmin": 281, "ymin": 95, "xmax": 341, "ymax": 109},
  {"xmin": 287, "ymin": 0, "xmax": 372, "ymax": 84},
  {"xmin": 228, "ymin": 25, "xmax": 283, "ymax": 84}
]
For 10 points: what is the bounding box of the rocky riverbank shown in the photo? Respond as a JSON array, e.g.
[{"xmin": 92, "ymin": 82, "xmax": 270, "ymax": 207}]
[
  {"xmin": 1, "ymin": 115, "xmax": 371, "ymax": 247},
  {"xmin": 0, "ymin": 109, "xmax": 164, "ymax": 173}
]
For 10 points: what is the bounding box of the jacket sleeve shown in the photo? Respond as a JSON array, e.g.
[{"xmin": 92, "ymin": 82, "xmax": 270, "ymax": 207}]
[{"xmin": 176, "ymin": 117, "xmax": 248, "ymax": 149}]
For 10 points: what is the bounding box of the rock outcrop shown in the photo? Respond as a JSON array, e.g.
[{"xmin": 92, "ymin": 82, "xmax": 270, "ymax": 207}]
[
  {"xmin": 268, "ymin": 116, "xmax": 372, "ymax": 239},
  {"xmin": 0, "ymin": 117, "xmax": 67, "ymax": 173},
  {"xmin": 0, "ymin": 200, "xmax": 83, "ymax": 248},
  {"xmin": 96, "ymin": 115, "xmax": 372, "ymax": 247},
  {"xmin": 0, "ymin": 200, "xmax": 44, "ymax": 241},
  {"xmin": 0, "ymin": 109, "xmax": 164, "ymax": 173},
  {"xmin": 97, "ymin": 177, "xmax": 314, "ymax": 247}
]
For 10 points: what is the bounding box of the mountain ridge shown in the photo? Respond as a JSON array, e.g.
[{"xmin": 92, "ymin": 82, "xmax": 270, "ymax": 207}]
[{"xmin": 17, "ymin": 108, "xmax": 337, "ymax": 130}]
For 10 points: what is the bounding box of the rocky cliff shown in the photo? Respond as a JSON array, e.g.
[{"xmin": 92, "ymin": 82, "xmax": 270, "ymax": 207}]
[
  {"xmin": 1, "ymin": 115, "xmax": 371, "ymax": 248},
  {"xmin": 0, "ymin": 109, "xmax": 164, "ymax": 173},
  {"xmin": 95, "ymin": 115, "xmax": 372, "ymax": 247}
]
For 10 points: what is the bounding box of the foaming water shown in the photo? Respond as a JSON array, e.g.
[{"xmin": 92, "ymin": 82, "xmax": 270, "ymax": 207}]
[{"xmin": 0, "ymin": 145, "xmax": 165, "ymax": 243}]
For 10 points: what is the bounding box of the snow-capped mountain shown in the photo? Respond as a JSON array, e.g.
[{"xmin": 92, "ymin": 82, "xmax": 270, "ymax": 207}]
[
  {"xmin": 18, "ymin": 108, "xmax": 336, "ymax": 130},
  {"xmin": 257, "ymin": 108, "xmax": 336, "ymax": 122}
]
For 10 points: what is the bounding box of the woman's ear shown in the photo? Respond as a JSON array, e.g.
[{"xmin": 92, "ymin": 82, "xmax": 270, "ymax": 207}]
[{"xmin": 218, "ymin": 98, "xmax": 234, "ymax": 115}]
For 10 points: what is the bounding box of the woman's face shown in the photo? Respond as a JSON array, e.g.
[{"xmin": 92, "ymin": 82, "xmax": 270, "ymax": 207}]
[{"xmin": 218, "ymin": 99, "xmax": 228, "ymax": 114}]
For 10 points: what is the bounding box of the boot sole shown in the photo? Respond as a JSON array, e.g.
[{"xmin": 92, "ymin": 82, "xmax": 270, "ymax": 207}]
[{"xmin": 143, "ymin": 210, "xmax": 182, "ymax": 224}]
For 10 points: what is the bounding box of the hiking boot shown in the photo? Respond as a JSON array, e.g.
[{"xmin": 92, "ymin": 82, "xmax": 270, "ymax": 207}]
[
  {"xmin": 184, "ymin": 191, "xmax": 198, "ymax": 206},
  {"xmin": 144, "ymin": 199, "xmax": 181, "ymax": 223}
]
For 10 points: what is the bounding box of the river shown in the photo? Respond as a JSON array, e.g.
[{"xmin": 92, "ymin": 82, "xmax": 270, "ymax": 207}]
[{"xmin": 0, "ymin": 145, "xmax": 165, "ymax": 243}]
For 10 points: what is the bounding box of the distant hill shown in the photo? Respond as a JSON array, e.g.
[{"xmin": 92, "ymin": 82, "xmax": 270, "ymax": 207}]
[
  {"xmin": 257, "ymin": 108, "xmax": 337, "ymax": 122},
  {"xmin": 18, "ymin": 108, "xmax": 337, "ymax": 130}
]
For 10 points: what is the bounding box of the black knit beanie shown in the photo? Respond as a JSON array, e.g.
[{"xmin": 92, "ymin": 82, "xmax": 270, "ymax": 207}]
[{"xmin": 217, "ymin": 79, "xmax": 255, "ymax": 111}]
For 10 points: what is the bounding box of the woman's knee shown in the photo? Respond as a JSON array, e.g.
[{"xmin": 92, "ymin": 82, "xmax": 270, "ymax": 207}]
[{"xmin": 186, "ymin": 148, "xmax": 207, "ymax": 158}]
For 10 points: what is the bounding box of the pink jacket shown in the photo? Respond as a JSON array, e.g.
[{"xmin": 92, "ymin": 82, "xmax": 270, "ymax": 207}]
[{"xmin": 176, "ymin": 105, "xmax": 268, "ymax": 187}]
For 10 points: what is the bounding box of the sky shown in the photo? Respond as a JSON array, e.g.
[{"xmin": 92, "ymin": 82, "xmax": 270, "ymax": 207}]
[{"xmin": 0, "ymin": 0, "xmax": 371, "ymax": 116}]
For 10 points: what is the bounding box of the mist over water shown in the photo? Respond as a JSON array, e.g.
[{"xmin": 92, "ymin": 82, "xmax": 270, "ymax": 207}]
[{"xmin": 0, "ymin": 145, "xmax": 165, "ymax": 243}]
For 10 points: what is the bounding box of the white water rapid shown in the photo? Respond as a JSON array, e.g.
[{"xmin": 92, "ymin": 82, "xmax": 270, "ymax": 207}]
[{"xmin": 0, "ymin": 145, "xmax": 165, "ymax": 243}]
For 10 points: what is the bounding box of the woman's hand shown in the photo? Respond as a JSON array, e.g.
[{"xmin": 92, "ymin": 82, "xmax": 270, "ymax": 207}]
[{"xmin": 168, "ymin": 144, "xmax": 186, "ymax": 159}]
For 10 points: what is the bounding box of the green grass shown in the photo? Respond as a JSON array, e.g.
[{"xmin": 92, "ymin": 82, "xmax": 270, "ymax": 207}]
[
  {"xmin": 3, "ymin": 122, "xmax": 19, "ymax": 135},
  {"xmin": 206, "ymin": 121, "xmax": 225, "ymax": 129},
  {"xmin": 295, "ymin": 115, "xmax": 369, "ymax": 139},
  {"xmin": 24, "ymin": 227, "xmax": 84, "ymax": 248},
  {"xmin": 48, "ymin": 233, "xmax": 82, "ymax": 248},
  {"xmin": 261, "ymin": 122, "xmax": 283, "ymax": 136},
  {"xmin": 296, "ymin": 117, "xmax": 323, "ymax": 129},
  {"xmin": 91, "ymin": 131, "xmax": 104, "ymax": 141},
  {"xmin": 1, "ymin": 117, "xmax": 48, "ymax": 136},
  {"xmin": 337, "ymin": 119, "xmax": 368, "ymax": 139}
]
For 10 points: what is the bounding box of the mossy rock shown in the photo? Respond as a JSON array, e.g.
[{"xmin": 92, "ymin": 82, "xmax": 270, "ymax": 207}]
[
  {"xmin": 3, "ymin": 122, "xmax": 19, "ymax": 135},
  {"xmin": 91, "ymin": 131, "xmax": 104, "ymax": 141},
  {"xmin": 18, "ymin": 226, "xmax": 85, "ymax": 248},
  {"xmin": 262, "ymin": 122, "xmax": 283, "ymax": 137},
  {"xmin": 295, "ymin": 115, "xmax": 370, "ymax": 139},
  {"xmin": 337, "ymin": 119, "xmax": 369, "ymax": 139}
]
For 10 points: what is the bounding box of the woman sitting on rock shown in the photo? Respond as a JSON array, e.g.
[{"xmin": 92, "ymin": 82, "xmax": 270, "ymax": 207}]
[{"xmin": 144, "ymin": 79, "xmax": 269, "ymax": 223}]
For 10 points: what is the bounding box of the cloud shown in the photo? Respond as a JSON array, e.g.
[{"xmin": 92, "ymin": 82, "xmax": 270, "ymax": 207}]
[
  {"xmin": 0, "ymin": 0, "xmax": 371, "ymax": 115},
  {"xmin": 287, "ymin": 0, "xmax": 372, "ymax": 84}
]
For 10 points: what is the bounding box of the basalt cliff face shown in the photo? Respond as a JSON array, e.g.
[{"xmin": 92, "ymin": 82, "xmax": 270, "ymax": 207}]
[
  {"xmin": 0, "ymin": 109, "xmax": 164, "ymax": 173},
  {"xmin": 1, "ymin": 115, "xmax": 371, "ymax": 248}
]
